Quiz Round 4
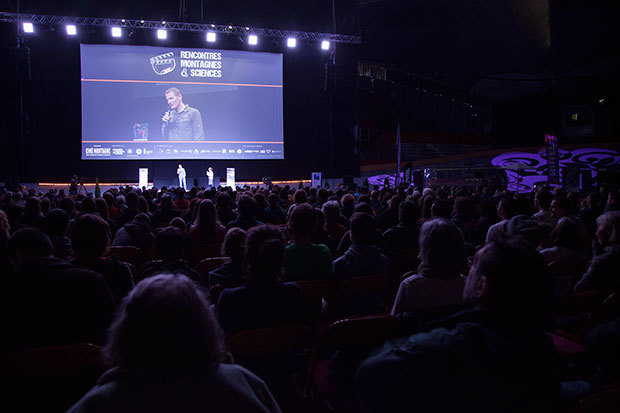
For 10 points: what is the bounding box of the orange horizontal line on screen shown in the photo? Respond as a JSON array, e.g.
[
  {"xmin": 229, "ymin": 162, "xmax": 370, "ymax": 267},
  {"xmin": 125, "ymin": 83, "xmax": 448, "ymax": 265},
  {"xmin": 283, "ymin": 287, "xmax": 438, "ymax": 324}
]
[
  {"xmin": 83, "ymin": 140, "xmax": 283, "ymax": 144},
  {"xmin": 81, "ymin": 78, "xmax": 283, "ymax": 88}
]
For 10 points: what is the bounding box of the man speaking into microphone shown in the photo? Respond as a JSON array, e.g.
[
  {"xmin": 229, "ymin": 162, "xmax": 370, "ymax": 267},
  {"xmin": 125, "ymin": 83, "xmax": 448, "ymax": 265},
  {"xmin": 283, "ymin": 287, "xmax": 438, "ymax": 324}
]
[{"xmin": 161, "ymin": 87, "xmax": 205, "ymax": 140}]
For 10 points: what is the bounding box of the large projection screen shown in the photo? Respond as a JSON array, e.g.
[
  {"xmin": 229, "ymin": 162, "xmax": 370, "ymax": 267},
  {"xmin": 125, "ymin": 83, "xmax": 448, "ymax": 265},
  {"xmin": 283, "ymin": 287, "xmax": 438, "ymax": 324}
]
[{"xmin": 80, "ymin": 44, "xmax": 283, "ymax": 160}]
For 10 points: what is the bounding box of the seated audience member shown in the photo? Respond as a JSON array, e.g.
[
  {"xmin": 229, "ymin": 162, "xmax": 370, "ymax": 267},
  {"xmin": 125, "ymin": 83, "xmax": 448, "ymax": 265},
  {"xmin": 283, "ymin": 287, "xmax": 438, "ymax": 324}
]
[
  {"xmin": 70, "ymin": 214, "xmax": 134, "ymax": 303},
  {"xmin": 376, "ymin": 194, "xmax": 403, "ymax": 232},
  {"xmin": 551, "ymin": 195, "xmax": 572, "ymax": 220},
  {"xmin": 505, "ymin": 215, "xmax": 543, "ymax": 249},
  {"xmin": 332, "ymin": 212, "xmax": 389, "ymax": 281},
  {"xmin": 0, "ymin": 210, "xmax": 11, "ymax": 279},
  {"xmin": 112, "ymin": 213, "xmax": 155, "ymax": 252},
  {"xmin": 227, "ymin": 195, "xmax": 264, "ymax": 231},
  {"xmin": 357, "ymin": 237, "xmax": 561, "ymax": 413},
  {"xmin": 150, "ymin": 194, "xmax": 181, "ymax": 228},
  {"xmin": 115, "ymin": 192, "xmax": 141, "ymax": 229},
  {"xmin": 253, "ymin": 192, "xmax": 272, "ymax": 224},
  {"xmin": 173, "ymin": 188, "xmax": 190, "ymax": 211},
  {"xmin": 283, "ymin": 203, "xmax": 332, "ymax": 281},
  {"xmin": 310, "ymin": 208, "xmax": 338, "ymax": 254},
  {"xmin": 67, "ymin": 274, "xmax": 280, "ymax": 413},
  {"xmin": 215, "ymin": 191, "xmax": 238, "ymax": 227},
  {"xmin": 486, "ymin": 197, "xmax": 518, "ymax": 242},
  {"xmin": 44, "ymin": 208, "xmax": 72, "ymax": 259},
  {"xmin": 95, "ymin": 197, "xmax": 117, "ymax": 236},
  {"xmin": 19, "ymin": 196, "xmax": 45, "ymax": 230},
  {"xmin": 209, "ymin": 228, "xmax": 246, "ymax": 286},
  {"xmin": 430, "ymin": 198, "xmax": 452, "ymax": 220},
  {"xmin": 103, "ymin": 192, "xmax": 120, "ymax": 220},
  {"xmin": 2, "ymin": 228, "xmax": 115, "ymax": 350},
  {"xmin": 391, "ymin": 218, "xmax": 467, "ymax": 315},
  {"xmin": 139, "ymin": 226, "xmax": 201, "ymax": 284},
  {"xmin": 585, "ymin": 316, "xmax": 620, "ymax": 383},
  {"xmin": 265, "ymin": 193, "xmax": 286, "ymax": 225},
  {"xmin": 451, "ymin": 196, "xmax": 477, "ymax": 245},
  {"xmin": 383, "ymin": 200, "xmax": 420, "ymax": 254},
  {"xmin": 574, "ymin": 211, "xmax": 620, "ymax": 295},
  {"xmin": 217, "ymin": 225, "xmax": 303, "ymax": 335},
  {"xmin": 322, "ymin": 200, "xmax": 347, "ymax": 244},
  {"xmin": 540, "ymin": 216, "xmax": 590, "ymax": 264},
  {"xmin": 533, "ymin": 188, "xmax": 556, "ymax": 227},
  {"xmin": 189, "ymin": 199, "xmax": 227, "ymax": 260}
]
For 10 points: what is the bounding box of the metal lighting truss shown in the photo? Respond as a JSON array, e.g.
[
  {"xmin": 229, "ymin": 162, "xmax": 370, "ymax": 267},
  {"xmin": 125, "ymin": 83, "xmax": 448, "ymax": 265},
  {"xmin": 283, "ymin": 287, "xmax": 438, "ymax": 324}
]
[{"xmin": 0, "ymin": 12, "xmax": 362, "ymax": 44}]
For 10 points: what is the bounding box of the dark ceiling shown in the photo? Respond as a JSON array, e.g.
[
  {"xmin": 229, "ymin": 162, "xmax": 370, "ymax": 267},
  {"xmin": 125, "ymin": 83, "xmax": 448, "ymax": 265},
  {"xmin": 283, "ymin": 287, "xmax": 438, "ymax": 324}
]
[{"xmin": 4, "ymin": 0, "xmax": 620, "ymax": 99}]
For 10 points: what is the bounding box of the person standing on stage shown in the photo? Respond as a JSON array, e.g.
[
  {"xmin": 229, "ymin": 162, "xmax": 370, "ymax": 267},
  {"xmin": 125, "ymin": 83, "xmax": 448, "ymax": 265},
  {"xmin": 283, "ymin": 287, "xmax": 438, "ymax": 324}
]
[
  {"xmin": 177, "ymin": 164, "xmax": 187, "ymax": 190},
  {"xmin": 207, "ymin": 167, "xmax": 214, "ymax": 188},
  {"xmin": 161, "ymin": 88, "xmax": 205, "ymax": 140}
]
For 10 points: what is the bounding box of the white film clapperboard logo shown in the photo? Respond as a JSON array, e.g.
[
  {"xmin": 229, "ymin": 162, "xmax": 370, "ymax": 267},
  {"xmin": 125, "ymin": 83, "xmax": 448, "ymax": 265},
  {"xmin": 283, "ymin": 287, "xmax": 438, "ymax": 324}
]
[{"xmin": 150, "ymin": 52, "xmax": 176, "ymax": 75}]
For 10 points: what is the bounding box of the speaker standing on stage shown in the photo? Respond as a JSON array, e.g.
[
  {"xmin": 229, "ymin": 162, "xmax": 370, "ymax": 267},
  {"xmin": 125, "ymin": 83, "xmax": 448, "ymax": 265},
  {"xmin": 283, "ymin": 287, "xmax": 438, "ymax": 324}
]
[
  {"xmin": 207, "ymin": 167, "xmax": 214, "ymax": 187},
  {"xmin": 177, "ymin": 164, "xmax": 187, "ymax": 190},
  {"xmin": 161, "ymin": 87, "xmax": 205, "ymax": 140}
]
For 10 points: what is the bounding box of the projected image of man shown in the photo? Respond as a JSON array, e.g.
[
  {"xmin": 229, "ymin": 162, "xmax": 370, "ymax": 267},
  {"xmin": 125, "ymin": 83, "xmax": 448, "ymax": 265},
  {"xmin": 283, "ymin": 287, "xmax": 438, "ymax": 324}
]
[{"xmin": 161, "ymin": 88, "xmax": 205, "ymax": 140}]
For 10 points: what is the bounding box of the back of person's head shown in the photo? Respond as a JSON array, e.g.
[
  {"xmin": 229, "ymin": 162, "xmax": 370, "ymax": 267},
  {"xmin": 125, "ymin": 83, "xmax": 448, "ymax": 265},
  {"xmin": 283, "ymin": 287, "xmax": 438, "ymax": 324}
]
[
  {"xmin": 169, "ymin": 217, "xmax": 186, "ymax": 232},
  {"xmin": 388, "ymin": 194, "xmax": 404, "ymax": 212},
  {"xmin": 552, "ymin": 196, "xmax": 571, "ymax": 217},
  {"xmin": 464, "ymin": 236, "xmax": 550, "ymax": 326},
  {"xmin": 341, "ymin": 194, "xmax": 355, "ymax": 210},
  {"xmin": 245, "ymin": 225, "xmax": 285, "ymax": 284},
  {"xmin": 289, "ymin": 203, "xmax": 317, "ymax": 238},
  {"xmin": 353, "ymin": 202, "xmax": 374, "ymax": 216},
  {"xmin": 126, "ymin": 192, "xmax": 139, "ymax": 209},
  {"xmin": 80, "ymin": 197, "xmax": 96, "ymax": 214},
  {"xmin": 453, "ymin": 197, "xmax": 476, "ymax": 222},
  {"xmin": 293, "ymin": 189, "xmax": 308, "ymax": 205},
  {"xmin": 102, "ymin": 192, "xmax": 114, "ymax": 206},
  {"xmin": 222, "ymin": 227, "xmax": 246, "ymax": 262},
  {"xmin": 160, "ymin": 193, "xmax": 173, "ymax": 209},
  {"xmin": 322, "ymin": 200, "xmax": 341, "ymax": 223},
  {"xmin": 596, "ymin": 211, "xmax": 620, "ymax": 246},
  {"xmin": 350, "ymin": 212, "xmax": 378, "ymax": 246},
  {"xmin": 138, "ymin": 196, "xmax": 150, "ymax": 214},
  {"xmin": 253, "ymin": 192, "xmax": 266, "ymax": 208},
  {"xmin": 44, "ymin": 208, "xmax": 69, "ymax": 236},
  {"xmin": 431, "ymin": 198, "xmax": 452, "ymax": 219},
  {"xmin": 498, "ymin": 196, "xmax": 518, "ymax": 220},
  {"xmin": 95, "ymin": 198, "xmax": 110, "ymax": 220},
  {"xmin": 399, "ymin": 200, "xmax": 421, "ymax": 227},
  {"xmin": 506, "ymin": 215, "xmax": 541, "ymax": 248},
  {"xmin": 267, "ymin": 193, "xmax": 280, "ymax": 209},
  {"xmin": 71, "ymin": 214, "xmax": 110, "ymax": 259},
  {"xmin": 215, "ymin": 191, "xmax": 231, "ymax": 208},
  {"xmin": 536, "ymin": 189, "xmax": 553, "ymax": 210},
  {"xmin": 418, "ymin": 218, "xmax": 466, "ymax": 277},
  {"xmin": 551, "ymin": 216, "xmax": 586, "ymax": 250},
  {"xmin": 104, "ymin": 274, "xmax": 225, "ymax": 372},
  {"xmin": 195, "ymin": 199, "xmax": 220, "ymax": 231},
  {"xmin": 155, "ymin": 226, "xmax": 186, "ymax": 260},
  {"xmin": 7, "ymin": 227, "xmax": 54, "ymax": 266},
  {"xmin": 24, "ymin": 196, "xmax": 41, "ymax": 217},
  {"xmin": 237, "ymin": 195, "xmax": 257, "ymax": 218}
]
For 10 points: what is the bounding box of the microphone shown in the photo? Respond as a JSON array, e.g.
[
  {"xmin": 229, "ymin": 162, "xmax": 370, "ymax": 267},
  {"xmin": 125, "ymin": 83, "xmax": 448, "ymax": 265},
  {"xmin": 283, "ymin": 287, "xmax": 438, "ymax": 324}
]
[{"xmin": 163, "ymin": 110, "xmax": 172, "ymax": 124}]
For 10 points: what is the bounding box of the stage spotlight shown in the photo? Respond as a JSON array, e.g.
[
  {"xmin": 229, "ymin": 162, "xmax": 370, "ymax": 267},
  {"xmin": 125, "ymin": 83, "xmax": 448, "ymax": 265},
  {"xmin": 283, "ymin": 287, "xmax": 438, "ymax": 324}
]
[
  {"xmin": 121, "ymin": 19, "xmax": 126, "ymax": 23},
  {"xmin": 206, "ymin": 31, "xmax": 216, "ymax": 42},
  {"xmin": 111, "ymin": 27, "xmax": 122, "ymax": 37},
  {"xmin": 248, "ymin": 35, "xmax": 258, "ymax": 45},
  {"xmin": 287, "ymin": 38, "xmax": 296, "ymax": 48},
  {"xmin": 321, "ymin": 40, "xmax": 330, "ymax": 50},
  {"xmin": 66, "ymin": 25, "xmax": 77, "ymax": 35},
  {"xmin": 157, "ymin": 29, "xmax": 167, "ymax": 39},
  {"xmin": 22, "ymin": 22, "xmax": 34, "ymax": 33}
]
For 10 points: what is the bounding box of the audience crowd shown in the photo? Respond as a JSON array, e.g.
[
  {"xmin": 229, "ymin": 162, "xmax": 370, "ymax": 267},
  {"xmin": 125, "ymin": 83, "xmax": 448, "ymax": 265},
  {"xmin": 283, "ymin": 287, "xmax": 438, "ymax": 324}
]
[{"xmin": 1, "ymin": 181, "xmax": 620, "ymax": 412}]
